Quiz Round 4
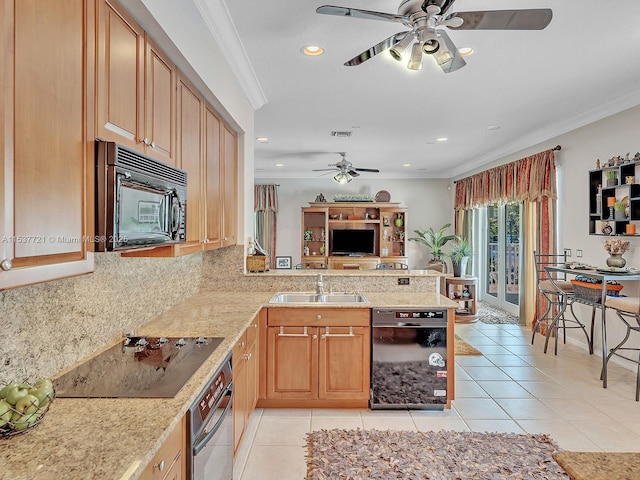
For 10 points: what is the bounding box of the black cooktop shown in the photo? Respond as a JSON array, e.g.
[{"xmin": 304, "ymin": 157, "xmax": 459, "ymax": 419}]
[{"xmin": 54, "ymin": 336, "xmax": 224, "ymax": 398}]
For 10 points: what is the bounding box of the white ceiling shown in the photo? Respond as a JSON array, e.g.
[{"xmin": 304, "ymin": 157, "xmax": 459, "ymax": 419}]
[{"xmin": 218, "ymin": 0, "xmax": 640, "ymax": 179}]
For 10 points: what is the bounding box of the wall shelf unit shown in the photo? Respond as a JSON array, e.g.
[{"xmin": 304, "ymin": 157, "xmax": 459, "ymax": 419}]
[
  {"xmin": 301, "ymin": 203, "xmax": 407, "ymax": 269},
  {"xmin": 589, "ymin": 159, "xmax": 640, "ymax": 236}
]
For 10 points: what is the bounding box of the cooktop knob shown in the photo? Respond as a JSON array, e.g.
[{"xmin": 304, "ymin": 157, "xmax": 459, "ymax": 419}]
[
  {"xmin": 157, "ymin": 337, "xmax": 169, "ymax": 345},
  {"xmin": 175, "ymin": 338, "xmax": 186, "ymax": 347},
  {"xmin": 195, "ymin": 336, "xmax": 207, "ymax": 345}
]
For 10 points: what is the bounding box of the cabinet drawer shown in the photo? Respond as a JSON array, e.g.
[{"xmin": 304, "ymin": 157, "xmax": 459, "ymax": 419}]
[
  {"xmin": 267, "ymin": 308, "xmax": 369, "ymax": 326},
  {"xmin": 140, "ymin": 417, "xmax": 184, "ymax": 480}
]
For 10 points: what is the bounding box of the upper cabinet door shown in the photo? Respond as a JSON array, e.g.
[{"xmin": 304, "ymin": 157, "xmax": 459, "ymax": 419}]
[
  {"xmin": 144, "ymin": 36, "xmax": 176, "ymax": 166},
  {"xmin": 96, "ymin": 0, "xmax": 144, "ymax": 150},
  {"xmin": 222, "ymin": 125, "xmax": 238, "ymax": 247},
  {"xmin": 0, "ymin": 0, "xmax": 95, "ymax": 290},
  {"xmin": 203, "ymin": 105, "xmax": 222, "ymax": 249}
]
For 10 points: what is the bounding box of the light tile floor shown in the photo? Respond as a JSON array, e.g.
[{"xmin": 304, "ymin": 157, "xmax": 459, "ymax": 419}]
[{"xmin": 234, "ymin": 322, "xmax": 640, "ymax": 480}]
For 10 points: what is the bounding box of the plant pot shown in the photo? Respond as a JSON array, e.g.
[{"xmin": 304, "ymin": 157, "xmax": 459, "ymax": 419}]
[
  {"xmin": 452, "ymin": 257, "xmax": 469, "ymax": 277},
  {"xmin": 614, "ymin": 210, "xmax": 627, "ymax": 221},
  {"xmin": 606, "ymin": 178, "xmax": 618, "ymax": 187},
  {"xmin": 427, "ymin": 260, "xmax": 446, "ymax": 273}
]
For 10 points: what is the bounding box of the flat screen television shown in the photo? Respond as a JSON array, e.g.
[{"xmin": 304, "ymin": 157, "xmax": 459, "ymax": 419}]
[{"xmin": 331, "ymin": 229, "xmax": 375, "ymax": 256}]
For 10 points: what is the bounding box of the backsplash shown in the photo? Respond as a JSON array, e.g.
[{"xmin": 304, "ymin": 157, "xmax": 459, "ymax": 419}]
[{"xmin": 0, "ymin": 252, "xmax": 203, "ymax": 382}]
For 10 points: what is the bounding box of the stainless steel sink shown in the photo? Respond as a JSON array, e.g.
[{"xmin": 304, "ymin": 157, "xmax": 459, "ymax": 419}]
[{"xmin": 269, "ymin": 292, "xmax": 369, "ymax": 304}]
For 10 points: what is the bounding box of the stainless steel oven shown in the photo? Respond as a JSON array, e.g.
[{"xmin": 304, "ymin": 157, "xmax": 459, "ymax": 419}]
[
  {"xmin": 188, "ymin": 353, "xmax": 233, "ymax": 480},
  {"xmin": 371, "ymin": 308, "xmax": 448, "ymax": 410}
]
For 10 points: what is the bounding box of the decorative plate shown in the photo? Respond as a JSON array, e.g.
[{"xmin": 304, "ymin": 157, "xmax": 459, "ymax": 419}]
[{"xmin": 375, "ymin": 190, "xmax": 391, "ymax": 202}]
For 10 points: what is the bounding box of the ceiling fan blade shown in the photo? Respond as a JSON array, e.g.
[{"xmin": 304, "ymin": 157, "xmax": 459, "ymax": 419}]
[
  {"xmin": 436, "ymin": 30, "xmax": 466, "ymax": 73},
  {"xmin": 348, "ymin": 170, "xmax": 361, "ymax": 177},
  {"xmin": 422, "ymin": 0, "xmax": 456, "ymax": 16},
  {"xmin": 449, "ymin": 9, "xmax": 552, "ymax": 30},
  {"xmin": 353, "ymin": 167, "xmax": 380, "ymax": 173},
  {"xmin": 344, "ymin": 32, "xmax": 408, "ymax": 66},
  {"xmin": 316, "ymin": 5, "xmax": 409, "ymax": 25},
  {"xmin": 312, "ymin": 168, "xmax": 339, "ymax": 172}
]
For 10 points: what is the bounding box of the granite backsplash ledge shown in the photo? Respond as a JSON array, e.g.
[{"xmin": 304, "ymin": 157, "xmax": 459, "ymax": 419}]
[{"xmin": 0, "ymin": 252, "xmax": 203, "ymax": 382}]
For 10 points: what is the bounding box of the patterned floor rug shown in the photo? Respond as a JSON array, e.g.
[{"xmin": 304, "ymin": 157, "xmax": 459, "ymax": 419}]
[
  {"xmin": 454, "ymin": 335, "xmax": 482, "ymax": 355},
  {"xmin": 306, "ymin": 429, "xmax": 568, "ymax": 480},
  {"xmin": 476, "ymin": 301, "xmax": 521, "ymax": 325}
]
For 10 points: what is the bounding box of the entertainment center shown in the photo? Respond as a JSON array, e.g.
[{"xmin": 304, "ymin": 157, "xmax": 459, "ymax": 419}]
[{"xmin": 301, "ymin": 202, "xmax": 407, "ymax": 269}]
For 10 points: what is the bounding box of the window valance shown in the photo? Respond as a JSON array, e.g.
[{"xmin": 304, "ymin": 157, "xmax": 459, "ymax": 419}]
[{"xmin": 455, "ymin": 148, "xmax": 558, "ymax": 210}]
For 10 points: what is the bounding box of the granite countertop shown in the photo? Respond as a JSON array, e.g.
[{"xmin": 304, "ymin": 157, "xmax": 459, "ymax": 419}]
[
  {"xmin": 553, "ymin": 451, "xmax": 640, "ymax": 480},
  {"xmin": 0, "ymin": 290, "xmax": 457, "ymax": 480}
]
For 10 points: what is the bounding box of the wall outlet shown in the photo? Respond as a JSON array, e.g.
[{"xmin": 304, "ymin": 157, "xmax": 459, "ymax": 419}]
[
  {"xmin": 398, "ymin": 277, "xmax": 410, "ymax": 285},
  {"xmin": 576, "ymin": 249, "xmax": 583, "ymax": 258},
  {"xmin": 564, "ymin": 248, "xmax": 572, "ymax": 257}
]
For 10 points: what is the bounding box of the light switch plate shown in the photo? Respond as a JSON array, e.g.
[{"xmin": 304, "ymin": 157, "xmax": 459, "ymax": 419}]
[{"xmin": 564, "ymin": 248, "xmax": 572, "ymax": 257}]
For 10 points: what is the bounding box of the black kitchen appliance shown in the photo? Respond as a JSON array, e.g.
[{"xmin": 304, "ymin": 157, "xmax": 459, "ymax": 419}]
[
  {"xmin": 95, "ymin": 140, "xmax": 187, "ymax": 251},
  {"xmin": 371, "ymin": 308, "xmax": 448, "ymax": 410},
  {"xmin": 54, "ymin": 336, "xmax": 223, "ymax": 398}
]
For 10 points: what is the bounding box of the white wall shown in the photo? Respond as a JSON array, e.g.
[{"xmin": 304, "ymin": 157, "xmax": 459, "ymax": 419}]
[{"xmin": 253, "ymin": 178, "xmax": 452, "ymax": 269}]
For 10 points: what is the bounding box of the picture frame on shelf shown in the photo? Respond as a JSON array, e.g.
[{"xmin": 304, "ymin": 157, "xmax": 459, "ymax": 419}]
[{"xmin": 275, "ymin": 256, "xmax": 292, "ymax": 269}]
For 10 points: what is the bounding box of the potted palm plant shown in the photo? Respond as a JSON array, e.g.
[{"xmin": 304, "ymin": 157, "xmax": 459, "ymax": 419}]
[
  {"xmin": 408, "ymin": 223, "xmax": 459, "ymax": 272},
  {"xmin": 446, "ymin": 238, "xmax": 473, "ymax": 277}
]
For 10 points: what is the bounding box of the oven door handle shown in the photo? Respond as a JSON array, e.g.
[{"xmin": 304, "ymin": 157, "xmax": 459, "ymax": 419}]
[
  {"xmin": 192, "ymin": 384, "xmax": 233, "ymax": 457},
  {"xmin": 375, "ymin": 322, "xmax": 446, "ymax": 328}
]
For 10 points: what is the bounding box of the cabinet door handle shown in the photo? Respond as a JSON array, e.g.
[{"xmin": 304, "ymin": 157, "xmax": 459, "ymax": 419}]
[
  {"xmin": 0, "ymin": 259, "xmax": 12, "ymax": 271},
  {"xmin": 154, "ymin": 460, "xmax": 165, "ymax": 472},
  {"xmin": 278, "ymin": 326, "xmax": 308, "ymax": 337},
  {"xmin": 321, "ymin": 326, "xmax": 354, "ymax": 338}
]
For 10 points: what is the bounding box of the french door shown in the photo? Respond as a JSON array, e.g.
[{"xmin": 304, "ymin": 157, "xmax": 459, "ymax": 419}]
[{"xmin": 481, "ymin": 203, "xmax": 522, "ymax": 316}]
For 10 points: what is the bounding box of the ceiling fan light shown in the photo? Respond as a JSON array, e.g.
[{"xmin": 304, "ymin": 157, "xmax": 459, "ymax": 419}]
[
  {"xmin": 333, "ymin": 172, "xmax": 352, "ymax": 184},
  {"xmin": 407, "ymin": 42, "xmax": 423, "ymax": 70},
  {"xmin": 422, "ymin": 39, "xmax": 439, "ymax": 55},
  {"xmin": 390, "ymin": 33, "xmax": 414, "ymax": 61}
]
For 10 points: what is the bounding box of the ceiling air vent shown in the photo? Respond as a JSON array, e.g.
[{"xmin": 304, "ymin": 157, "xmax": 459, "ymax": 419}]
[{"xmin": 330, "ymin": 131, "xmax": 352, "ymax": 137}]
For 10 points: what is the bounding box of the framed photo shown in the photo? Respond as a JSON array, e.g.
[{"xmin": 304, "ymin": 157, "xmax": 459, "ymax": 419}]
[{"xmin": 275, "ymin": 256, "xmax": 292, "ymax": 269}]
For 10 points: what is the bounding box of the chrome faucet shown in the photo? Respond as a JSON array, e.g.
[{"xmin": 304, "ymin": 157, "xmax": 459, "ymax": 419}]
[{"xmin": 316, "ymin": 274, "xmax": 324, "ymax": 295}]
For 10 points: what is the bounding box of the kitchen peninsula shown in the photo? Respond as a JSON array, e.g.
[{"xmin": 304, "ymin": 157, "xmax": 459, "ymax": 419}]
[{"xmin": 0, "ymin": 268, "xmax": 457, "ymax": 480}]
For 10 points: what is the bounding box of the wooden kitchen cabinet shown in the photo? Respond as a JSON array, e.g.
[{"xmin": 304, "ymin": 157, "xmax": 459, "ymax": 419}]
[
  {"xmin": 96, "ymin": 0, "xmax": 176, "ymax": 165},
  {"xmin": 139, "ymin": 415, "xmax": 186, "ymax": 480},
  {"xmin": 262, "ymin": 308, "xmax": 370, "ymax": 408},
  {"xmin": 0, "ymin": 0, "xmax": 95, "ymax": 290},
  {"xmin": 233, "ymin": 313, "xmax": 260, "ymax": 454}
]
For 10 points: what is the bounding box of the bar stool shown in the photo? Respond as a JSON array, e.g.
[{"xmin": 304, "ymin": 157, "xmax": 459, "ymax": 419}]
[
  {"xmin": 602, "ymin": 296, "xmax": 640, "ymax": 401},
  {"xmin": 531, "ymin": 251, "xmax": 593, "ymax": 355}
]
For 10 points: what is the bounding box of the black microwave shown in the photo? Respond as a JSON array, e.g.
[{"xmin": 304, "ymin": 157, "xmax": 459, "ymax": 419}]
[{"xmin": 95, "ymin": 140, "xmax": 187, "ymax": 252}]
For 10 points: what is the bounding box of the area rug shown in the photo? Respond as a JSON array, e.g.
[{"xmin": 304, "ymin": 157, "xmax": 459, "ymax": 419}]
[
  {"xmin": 476, "ymin": 301, "xmax": 521, "ymax": 325},
  {"xmin": 454, "ymin": 335, "xmax": 482, "ymax": 355},
  {"xmin": 306, "ymin": 429, "xmax": 568, "ymax": 479}
]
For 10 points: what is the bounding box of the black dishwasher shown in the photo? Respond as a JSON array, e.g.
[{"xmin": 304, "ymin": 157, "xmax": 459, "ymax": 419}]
[{"xmin": 370, "ymin": 308, "xmax": 448, "ymax": 410}]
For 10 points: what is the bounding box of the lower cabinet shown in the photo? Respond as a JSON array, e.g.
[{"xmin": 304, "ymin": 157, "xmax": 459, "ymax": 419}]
[
  {"xmin": 233, "ymin": 313, "xmax": 260, "ymax": 454},
  {"xmin": 140, "ymin": 415, "xmax": 186, "ymax": 480},
  {"xmin": 262, "ymin": 308, "xmax": 370, "ymax": 408}
]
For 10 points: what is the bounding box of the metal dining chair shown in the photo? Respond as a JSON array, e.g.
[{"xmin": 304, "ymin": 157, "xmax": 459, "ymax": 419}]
[
  {"xmin": 602, "ymin": 296, "xmax": 640, "ymax": 401},
  {"xmin": 531, "ymin": 250, "xmax": 593, "ymax": 354}
]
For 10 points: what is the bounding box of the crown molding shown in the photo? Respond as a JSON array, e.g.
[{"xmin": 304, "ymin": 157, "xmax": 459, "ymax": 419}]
[{"xmin": 193, "ymin": 0, "xmax": 267, "ymax": 110}]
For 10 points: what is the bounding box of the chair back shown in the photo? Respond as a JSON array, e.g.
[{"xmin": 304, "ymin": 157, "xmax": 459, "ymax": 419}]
[{"xmin": 533, "ymin": 250, "xmax": 568, "ymax": 284}]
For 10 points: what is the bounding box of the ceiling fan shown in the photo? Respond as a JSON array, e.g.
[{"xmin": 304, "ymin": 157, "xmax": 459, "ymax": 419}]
[
  {"xmin": 316, "ymin": 0, "xmax": 552, "ymax": 73},
  {"xmin": 313, "ymin": 152, "xmax": 380, "ymax": 184}
]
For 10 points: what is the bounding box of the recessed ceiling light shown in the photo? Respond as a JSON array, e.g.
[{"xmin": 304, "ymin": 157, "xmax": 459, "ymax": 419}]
[
  {"xmin": 301, "ymin": 45, "xmax": 324, "ymax": 56},
  {"xmin": 436, "ymin": 137, "xmax": 448, "ymax": 142},
  {"xmin": 485, "ymin": 125, "xmax": 500, "ymax": 131},
  {"xmin": 458, "ymin": 47, "xmax": 475, "ymax": 56},
  {"xmin": 256, "ymin": 137, "xmax": 269, "ymax": 143},
  {"xmin": 403, "ymin": 163, "xmax": 411, "ymax": 167},
  {"xmin": 275, "ymin": 163, "xmax": 284, "ymax": 167}
]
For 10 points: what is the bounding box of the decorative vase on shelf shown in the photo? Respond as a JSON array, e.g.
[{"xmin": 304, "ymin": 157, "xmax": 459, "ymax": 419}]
[
  {"xmin": 606, "ymin": 253, "xmax": 626, "ymax": 268},
  {"xmin": 394, "ymin": 214, "xmax": 403, "ymax": 228},
  {"xmin": 319, "ymin": 243, "xmax": 325, "ymax": 255}
]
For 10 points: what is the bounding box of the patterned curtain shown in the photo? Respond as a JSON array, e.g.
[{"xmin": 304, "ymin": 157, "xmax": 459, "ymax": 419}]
[
  {"xmin": 454, "ymin": 148, "xmax": 558, "ymax": 327},
  {"xmin": 254, "ymin": 184, "xmax": 278, "ymax": 269}
]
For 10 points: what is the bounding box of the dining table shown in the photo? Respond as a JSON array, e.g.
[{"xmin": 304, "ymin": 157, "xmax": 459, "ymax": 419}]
[{"xmin": 544, "ymin": 264, "xmax": 640, "ymax": 388}]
